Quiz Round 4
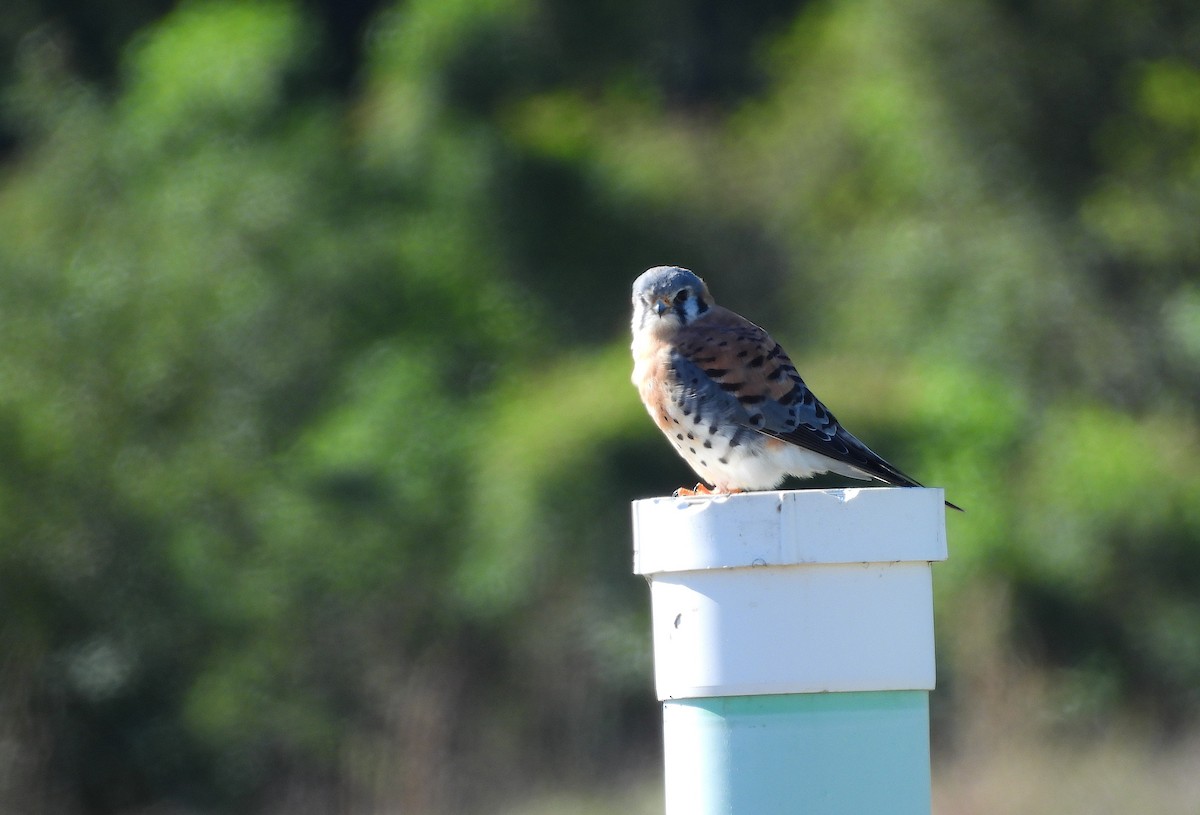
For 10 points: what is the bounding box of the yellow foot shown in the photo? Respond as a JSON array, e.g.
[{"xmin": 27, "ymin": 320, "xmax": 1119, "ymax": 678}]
[{"xmin": 673, "ymin": 484, "xmax": 745, "ymax": 497}]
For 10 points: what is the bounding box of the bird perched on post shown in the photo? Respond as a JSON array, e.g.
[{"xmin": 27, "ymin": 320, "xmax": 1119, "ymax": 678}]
[{"xmin": 630, "ymin": 265, "xmax": 961, "ymax": 510}]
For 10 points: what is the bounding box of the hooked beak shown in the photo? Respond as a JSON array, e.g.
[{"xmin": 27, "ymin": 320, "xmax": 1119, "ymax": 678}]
[{"xmin": 653, "ymin": 297, "xmax": 671, "ymax": 316}]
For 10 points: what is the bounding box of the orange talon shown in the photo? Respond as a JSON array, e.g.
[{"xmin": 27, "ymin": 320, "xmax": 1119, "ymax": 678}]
[{"xmin": 672, "ymin": 483, "xmax": 745, "ymax": 497}]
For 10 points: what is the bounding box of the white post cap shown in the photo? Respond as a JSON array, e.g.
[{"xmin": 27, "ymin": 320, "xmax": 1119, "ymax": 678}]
[{"xmin": 633, "ymin": 487, "xmax": 948, "ymax": 575}]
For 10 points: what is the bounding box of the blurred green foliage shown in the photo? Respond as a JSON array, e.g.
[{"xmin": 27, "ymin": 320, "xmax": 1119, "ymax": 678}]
[{"xmin": 1, "ymin": 0, "xmax": 1199, "ymax": 811}]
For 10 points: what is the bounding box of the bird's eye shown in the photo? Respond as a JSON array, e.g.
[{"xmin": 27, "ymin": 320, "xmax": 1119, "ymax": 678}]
[{"xmin": 673, "ymin": 290, "xmax": 690, "ymax": 305}]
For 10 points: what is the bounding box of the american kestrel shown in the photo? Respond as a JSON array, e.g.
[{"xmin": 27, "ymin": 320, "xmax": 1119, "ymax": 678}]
[{"xmin": 631, "ymin": 265, "xmax": 961, "ymax": 509}]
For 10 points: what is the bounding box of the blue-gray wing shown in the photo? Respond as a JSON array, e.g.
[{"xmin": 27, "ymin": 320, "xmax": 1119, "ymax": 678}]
[{"xmin": 667, "ymin": 312, "xmax": 925, "ymax": 487}]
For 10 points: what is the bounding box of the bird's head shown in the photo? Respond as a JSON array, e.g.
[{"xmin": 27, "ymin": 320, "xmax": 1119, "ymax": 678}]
[{"xmin": 631, "ymin": 266, "xmax": 712, "ymax": 337}]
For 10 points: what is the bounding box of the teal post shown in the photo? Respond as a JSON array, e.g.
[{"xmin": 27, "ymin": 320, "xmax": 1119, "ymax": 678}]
[{"xmin": 632, "ymin": 488, "xmax": 948, "ymax": 815}]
